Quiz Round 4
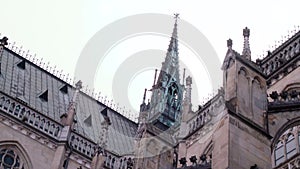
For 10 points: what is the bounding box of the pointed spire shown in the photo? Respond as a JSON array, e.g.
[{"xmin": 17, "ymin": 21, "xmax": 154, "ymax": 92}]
[
  {"xmin": 152, "ymin": 69, "xmax": 158, "ymax": 88},
  {"xmin": 0, "ymin": 36, "xmax": 8, "ymax": 57},
  {"xmin": 146, "ymin": 13, "xmax": 184, "ymax": 129},
  {"xmin": 142, "ymin": 88, "xmax": 147, "ymax": 103},
  {"xmin": 100, "ymin": 108, "xmax": 111, "ymax": 145},
  {"xmin": 167, "ymin": 13, "xmax": 179, "ymax": 52},
  {"xmin": 242, "ymin": 27, "xmax": 251, "ymax": 60},
  {"xmin": 60, "ymin": 80, "xmax": 82, "ymax": 126},
  {"xmin": 139, "ymin": 88, "xmax": 148, "ymax": 112},
  {"xmin": 0, "ymin": 36, "xmax": 8, "ymax": 46},
  {"xmin": 182, "ymin": 68, "xmax": 186, "ymax": 85},
  {"xmin": 227, "ymin": 39, "xmax": 233, "ymax": 50},
  {"xmin": 183, "ymin": 76, "xmax": 192, "ymax": 109},
  {"xmin": 160, "ymin": 13, "xmax": 181, "ymax": 83}
]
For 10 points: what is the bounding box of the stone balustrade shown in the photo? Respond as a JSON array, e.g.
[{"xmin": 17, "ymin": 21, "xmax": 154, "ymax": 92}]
[
  {"xmin": 0, "ymin": 91, "xmax": 132, "ymax": 167},
  {"xmin": 260, "ymin": 35, "xmax": 300, "ymax": 77},
  {"xmin": 69, "ymin": 132, "xmax": 98, "ymax": 158},
  {"xmin": 69, "ymin": 132, "xmax": 128, "ymax": 168},
  {"xmin": 188, "ymin": 110, "xmax": 209, "ymax": 135},
  {"xmin": 187, "ymin": 89, "xmax": 224, "ymax": 135},
  {"xmin": 0, "ymin": 91, "xmax": 63, "ymax": 139},
  {"xmin": 117, "ymin": 156, "xmax": 134, "ymax": 169}
]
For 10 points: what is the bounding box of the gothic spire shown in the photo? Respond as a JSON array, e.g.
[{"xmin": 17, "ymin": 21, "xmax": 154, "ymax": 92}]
[
  {"xmin": 146, "ymin": 14, "xmax": 184, "ymax": 130},
  {"xmin": 139, "ymin": 88, "xmax": 148, "ymax": 112},
  {"xmin": 183, "ymin": 76, "xmax": 192, "ymax": 108},
  {"xmin": 60, "ymin": 80, "xmax": 82, "ymax": 126},
  {"xmin": 160, "ymin": 13, "xmax": 180, "ymax": 82},
  {"xmin": 168, "ymin": 13, "xmax": 179, "ymax": 52},
  {"xmin": 242, "ymin": 27, "xmax": 251, "ymax": 60}
]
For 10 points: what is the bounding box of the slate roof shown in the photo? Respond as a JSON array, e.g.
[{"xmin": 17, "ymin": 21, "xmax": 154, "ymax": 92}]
[{"xmin": 0, "ymin": 47, "xmax": 138, "ymax": 155}]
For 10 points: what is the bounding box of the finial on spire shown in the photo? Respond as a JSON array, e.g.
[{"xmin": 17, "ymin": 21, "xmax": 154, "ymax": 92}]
[
  {"xmin": 143, "ymin": 88, "xmax": 147, "ymax": 103},
  {"xmin": 174, "ymin": 13, "xmax": 180, "ymax": 21},
  {"xmin": 227, "ymin": 39, "xmax": 232, "ymax": 49},
  {"xmin": 182, "ymin": 76, "xmax": 192, "ymax": 113},
  {"xmin": 152, "ymin": 69, "xmax": 158, "ymax": 88},
  {"xmin": 0, "ymin": 37, "xmax": 8, "ymax": 46},
  {"xmin": 242, "ymin": 27, "xmax": 251, "ymax": 60},
  {"xmin": 186, "ymin": 76, "xmax": 192, "ymax": 86},
  {"xmin": 140, "ymin": 88, "xmax": 149, "ymax": 112},
  {"xmin": 75, "ymin": 80, "xmax": 83, "ymax": 90},
  {"xmin": 243, "ymin": 27, "xmax": 250, "ymax": 38}
]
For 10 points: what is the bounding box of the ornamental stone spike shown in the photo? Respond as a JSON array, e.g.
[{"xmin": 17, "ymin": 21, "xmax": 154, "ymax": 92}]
[
  {"xmin": 61, "ymin": 80, "xmax": 82, "ymax": 126},
  {"xmin": 227, "ymin": 39, "xmax": 232, "ymax": 49},
  {"xmin": 242, "ymin": 27, "xmax": 251, "ymax": 60}
]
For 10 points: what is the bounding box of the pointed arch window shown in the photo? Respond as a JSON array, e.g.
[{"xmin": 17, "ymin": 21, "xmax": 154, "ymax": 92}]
[
  {"xmin": 0, "ymin": 142, "xmax": 31, "ymax": 169},
  {"xmin": 286, "ymin": 134, "xmax": 296, "ymax": 159},
  {"xmin": 0, "ymin": 148, "xmax": 23, "ymax": 168},
  {"xmin": 274, "ymin": 141, "xmax": 284, "ymax": 166}
]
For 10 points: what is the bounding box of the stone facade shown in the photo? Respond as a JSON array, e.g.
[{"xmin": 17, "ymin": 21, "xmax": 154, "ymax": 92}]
[{"xmin": 1, "ymin": 21, "xmax": 300, "ymax": 169}]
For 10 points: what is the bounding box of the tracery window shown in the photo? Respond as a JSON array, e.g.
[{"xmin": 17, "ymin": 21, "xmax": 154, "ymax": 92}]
[
  {"xmin": 0, "ymin": 147, "xmax": 24, "ymax": 169},
  {"xmin": 273, "ymin": 125, "xmax": 300, "ymax": 167},
  {"xmin": 0, "ymin": 142, "xmax": 31, "ymax": 169}
]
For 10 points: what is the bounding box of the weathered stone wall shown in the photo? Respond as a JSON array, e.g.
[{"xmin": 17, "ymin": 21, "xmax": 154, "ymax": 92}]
[
  {"xmin": 229, "ymin": 116, "xmax": 271, "ymax": 169},
  {"xmin": 0, "ymin": 117, "xmax": 56, "ymax": 169},
  {"xmin": 212, "ymin": 115, "xmax": 229, "ymax": 169},
  {"xmin": 235, "ymin": 61, "xmax": 267, "ymax": 129}
]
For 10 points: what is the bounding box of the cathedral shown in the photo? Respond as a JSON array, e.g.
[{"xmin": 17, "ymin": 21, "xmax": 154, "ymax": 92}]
[{"xmin": 0, "ymin": 15, "xmax": 300, "ymax": 169}]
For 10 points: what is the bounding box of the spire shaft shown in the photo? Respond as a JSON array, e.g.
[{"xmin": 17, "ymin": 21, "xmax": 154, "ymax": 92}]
[
  {"xmin": 242, "ymin": 27, "xmax": 251, "ymax": 60},
  {"xmin": 143, "ymin": 88, "xmax": 147, "ymax": 103},
  {"xmin": 146, "ymin": 14, "xmax": 184, "ymax": 129},
  {"xmin": 152, "ymin": 69, "xmax": 158, "ymax": 87},
  {"xmin": 63, "ymin": 80, "xmax": 82, "ymax": 126},
  {"xmin": 160, "ymin": 13, "xmax": 180, "ymax": 82}
]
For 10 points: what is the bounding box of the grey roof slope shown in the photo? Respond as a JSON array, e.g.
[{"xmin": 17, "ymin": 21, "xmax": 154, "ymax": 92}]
[{"xmin": 0, "ymin": 47, "xmax": 138, "ymax": 155}]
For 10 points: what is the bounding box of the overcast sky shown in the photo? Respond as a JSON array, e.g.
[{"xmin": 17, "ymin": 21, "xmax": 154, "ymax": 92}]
[{"xmin": 1, "ymin": 0, "xmax": 299, "ymax": 117}]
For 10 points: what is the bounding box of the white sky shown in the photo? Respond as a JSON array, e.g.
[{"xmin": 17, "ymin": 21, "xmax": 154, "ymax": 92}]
[{"xmin": 1, "ymin": 0, "xmax": 299, "ymax": 118}]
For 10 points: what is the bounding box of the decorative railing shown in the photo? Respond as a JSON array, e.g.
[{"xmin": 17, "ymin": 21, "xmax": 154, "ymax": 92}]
[
  {"xmin": 259, "ymin": 35, "xmax": 300, "ymax": 77},
  {"xmin": 117, "ymin": 156, "xmax": 134, "ymax": 169},
  {"xmin": 187, "ymin": 89, "xmax": 224, "ymax": 135},
  {"xmin": 68, "ymin": 132, "xmax": 127, "ymax": 168},
  {"xmin": 0, "ymin": 91, "xmax": 63, "ymax": 139},
  {"xmin": 0, "ymin": 92, "xmax": 131, "ymax": 168},
  {"xmin": 188, "ymin": 110, "xmax": 209, "ymax": 134},
  {"xmin": 69, "ymin": 132, "xmax": 97, "ymax": 158}
]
